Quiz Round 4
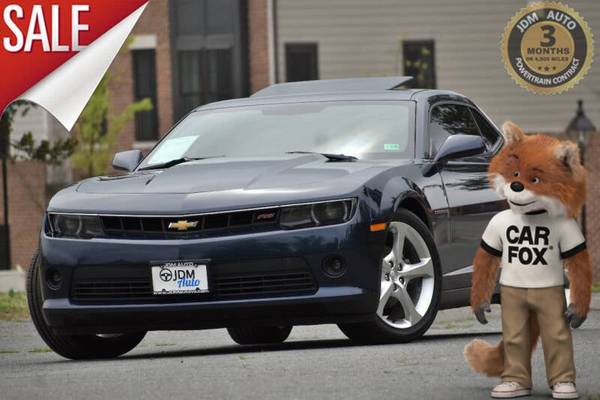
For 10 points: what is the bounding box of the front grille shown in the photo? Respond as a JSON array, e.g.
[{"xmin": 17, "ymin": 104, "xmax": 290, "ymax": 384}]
[
  {"xmin": 212, "ymin": 270, "xmax": 317, "ymax": 297},
  {"xmin": 73, "ymin": 278, "xmax": 152, "ymax": 301},
  {"xmin": 70, "ymin": 258, "xmax": 317, "ymax": 304},
  {"xmin": 98, "ymin": 208, "xmax": 279, "ymax": 239}
]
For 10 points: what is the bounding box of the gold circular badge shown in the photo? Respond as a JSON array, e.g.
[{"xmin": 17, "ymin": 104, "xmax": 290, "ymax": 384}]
[{"xmin": 501, "ymin": 2, "xmax": 594, "ymax": 95}]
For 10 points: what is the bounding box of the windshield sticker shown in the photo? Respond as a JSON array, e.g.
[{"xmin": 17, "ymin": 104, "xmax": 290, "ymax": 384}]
[
  {"xmin": 147, "ymin": 136, "xmax": 197, "ymax": 165},
  {"xmin": 384, "ymin": 143, "xmax": 401, "ymax": 151}
]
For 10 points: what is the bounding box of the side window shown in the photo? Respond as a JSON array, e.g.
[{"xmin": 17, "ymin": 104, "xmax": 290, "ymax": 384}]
[
  {"xmin": 429, "ymin": 104, "xmax": 480, "ymax": 157},
  {"xmin": 470, "ymin": 109, "xmax": 501, "ymax": 149}
]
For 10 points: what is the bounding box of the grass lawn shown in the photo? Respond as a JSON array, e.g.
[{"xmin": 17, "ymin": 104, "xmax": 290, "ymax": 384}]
[
  {"xmin": 0, "ymin": 290, "xmax": 30, "ymax": 321},
  {"xmin": 593, "ymin": 282, "xmax": 600, "ymax": 293}
]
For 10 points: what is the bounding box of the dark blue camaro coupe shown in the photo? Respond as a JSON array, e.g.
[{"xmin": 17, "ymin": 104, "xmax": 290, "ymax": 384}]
[{"xmin": 28, "ymin": 77, "xmax": 506, "ymax": 359}]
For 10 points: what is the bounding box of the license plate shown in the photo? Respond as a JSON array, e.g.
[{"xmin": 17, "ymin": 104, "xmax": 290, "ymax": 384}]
[{"xmin": 151, "ymin": 261, "xmax": 209, "ymax": 295}]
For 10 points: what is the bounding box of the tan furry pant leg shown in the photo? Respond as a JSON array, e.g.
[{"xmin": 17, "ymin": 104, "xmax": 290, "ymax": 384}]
[
  {"xmin": 529, "ymin": 286, "xmax": 576, "ymax": 387},
  {"xmin": 501, "ymin": 286, "xmax": 532, "ymax": 388}
]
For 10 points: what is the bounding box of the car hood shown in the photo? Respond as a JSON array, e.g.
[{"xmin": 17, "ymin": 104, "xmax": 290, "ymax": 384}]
[
  {"xmin": 77, "ymin": 155, "xmax": 378, "ymax": 194},
  {"xmin": 51, "ymin": 155, "xmax": 411, "ymax": 214}
]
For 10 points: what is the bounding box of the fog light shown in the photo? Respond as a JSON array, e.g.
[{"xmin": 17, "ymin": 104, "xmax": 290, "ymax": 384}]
[
  {"xmin": 46, "ymin": 268, "xmax": 63, "ymax": 290},
  {"xmin": 322, "ymin": 256, "xmax": 346, "ymax": 278}
]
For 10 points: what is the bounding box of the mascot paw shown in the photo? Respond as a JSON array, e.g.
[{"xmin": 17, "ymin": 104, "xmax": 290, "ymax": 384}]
[
  {"xmin": 565, "ymin": 304, "xmax": 586, "ymax": 329},
  {"xmin": 474, "ymin": 302, "xmax": 491, "ymax": 324}
]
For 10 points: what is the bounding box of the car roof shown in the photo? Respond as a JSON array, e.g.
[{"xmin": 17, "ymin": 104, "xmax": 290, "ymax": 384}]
[{"xmin": 193, "ymin": 77, "xmax": 469, "ymax": 111}]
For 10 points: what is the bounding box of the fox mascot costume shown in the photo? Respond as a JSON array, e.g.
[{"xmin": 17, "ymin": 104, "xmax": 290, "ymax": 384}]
[{"xmin": 464, "ymin": 122, "xmax": 592, "ymax": 399}]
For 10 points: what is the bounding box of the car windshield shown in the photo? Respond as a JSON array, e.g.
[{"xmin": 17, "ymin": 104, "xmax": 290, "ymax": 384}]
[{"xmin": 139, "ymin": 100, "xmax": 415, "ymax": 168}]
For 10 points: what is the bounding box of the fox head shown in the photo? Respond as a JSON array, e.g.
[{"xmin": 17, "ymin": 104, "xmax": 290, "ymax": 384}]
[{"xmin": 488, "ymin": 121, "xmax": 587, "ymax": 218}]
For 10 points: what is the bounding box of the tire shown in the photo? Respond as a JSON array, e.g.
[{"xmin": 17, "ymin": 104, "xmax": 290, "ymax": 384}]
[
  {"xmin": 26, "ymin": 251, "xmax": 146, "ymax": 360},
  {"xmin": 227, "ymin": 325, "xmax": 292, "ymax": 345},
  {"xmin": 338, "ymin": 208, "xmax": 442, "ymax": 343}
]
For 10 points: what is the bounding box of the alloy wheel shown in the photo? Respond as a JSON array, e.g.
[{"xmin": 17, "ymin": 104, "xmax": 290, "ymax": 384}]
[{"xmin": 378, "ymin": 221, "xmax": 435, "ymax": 329}]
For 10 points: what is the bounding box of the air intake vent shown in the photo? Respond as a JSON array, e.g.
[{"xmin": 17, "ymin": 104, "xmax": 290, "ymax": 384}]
[
  {"xmin": 71, "ymin": 258, "xmax": 317, "ymax": 303},
  {"xmin": 73, "ymin": 278, "xmax": 152, "ymax": 301}
]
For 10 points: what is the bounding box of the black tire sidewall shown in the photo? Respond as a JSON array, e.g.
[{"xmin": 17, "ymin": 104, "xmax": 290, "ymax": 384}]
[{"xmin": 26, "ymin": 251, "xmax": 146, "ymax": 359}]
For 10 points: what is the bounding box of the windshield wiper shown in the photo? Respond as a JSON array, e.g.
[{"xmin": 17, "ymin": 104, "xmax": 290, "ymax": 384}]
[
  {"xmin": 286, "ymin": 151, "xmax": 358, "ymax": 162},
  {"xmin": 139, "ymin": 156, "xmax": 223, "ymax": 171}
]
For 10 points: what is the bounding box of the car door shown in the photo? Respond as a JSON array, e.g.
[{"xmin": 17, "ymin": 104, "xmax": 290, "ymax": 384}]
[{"xmin": 428, "ymin": 102, "xmax": 506, "ymax": 291}]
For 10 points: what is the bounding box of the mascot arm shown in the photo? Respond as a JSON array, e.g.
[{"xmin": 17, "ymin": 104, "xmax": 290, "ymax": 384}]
[
  {"xmin": 470, "ymin": 246, "xmax": 501, "ymax": 323},
  {"xmin": 564, "ymin": 249, "xmax": 592, "ymax": 327}
]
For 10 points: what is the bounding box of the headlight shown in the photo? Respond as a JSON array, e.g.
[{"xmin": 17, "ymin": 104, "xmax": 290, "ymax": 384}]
[
  {"xmin": 312, "ymin": 201, "xmax": 349, "ymax": 224},
  {"xmin": 279, "ymin": 199, "xmax": 355, "ymax": 229},
  {"xmin": 50, "ymin": 214, "xmax": 104, "ymax": 238}
]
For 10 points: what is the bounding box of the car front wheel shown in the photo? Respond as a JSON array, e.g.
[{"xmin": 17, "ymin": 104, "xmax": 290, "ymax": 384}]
[
  {"xmin": 27, "ymin": 251, "xmax": 146, "ymax": 360},
  {"xmin": 338, "ymin": 208, "xmax": 442, "ymax": 343}
]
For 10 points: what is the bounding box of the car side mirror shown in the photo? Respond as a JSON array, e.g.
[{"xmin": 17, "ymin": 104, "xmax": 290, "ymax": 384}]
[
  {"xmin": 112, "ymin": 150, "xmax": 143, "ymax": 172},
  {"xmin": 423, "ymin": 134, "xmax": 486, "ymax": 176}
]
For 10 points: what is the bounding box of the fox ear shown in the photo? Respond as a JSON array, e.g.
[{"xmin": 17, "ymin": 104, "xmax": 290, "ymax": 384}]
[
  {"xmin": 555, "ymin": 141, "xmax": 581, "ymax": 172},
  {"xmin": 501, "ymin": 121, "xmax": 525, "ymax": 145}
]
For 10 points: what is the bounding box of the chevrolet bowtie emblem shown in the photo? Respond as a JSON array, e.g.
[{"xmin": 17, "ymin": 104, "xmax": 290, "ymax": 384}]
[{"xmin": 168, "ymin": 220, "xmax": 199, "ymax": 231}]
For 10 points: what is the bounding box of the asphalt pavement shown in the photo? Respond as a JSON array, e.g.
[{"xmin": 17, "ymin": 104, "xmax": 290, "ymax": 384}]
[{"xmin": 1, "ymin": 304, "xmax": 599, "ymax": 400}]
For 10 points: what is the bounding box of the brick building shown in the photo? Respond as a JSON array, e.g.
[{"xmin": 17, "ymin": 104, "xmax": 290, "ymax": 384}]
[
  {"xmin": 0, "ymin": 161, "xmax": 46, "ymax": 269},
  {"xmin": 109, "ymin": 0, "xmax": 272, "ymax": 155},
  {"xmin": 1, "ymin": 102, "xmax": 69, "ymax": 270}
]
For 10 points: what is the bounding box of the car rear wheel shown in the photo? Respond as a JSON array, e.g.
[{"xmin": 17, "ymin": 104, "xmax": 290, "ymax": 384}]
[
  {"xmin": 227, "ymin": 325, "xmax": 292, "ymax": 345},
  {"xmin": 27, "ymin": 251, "xmax": 146, "ymax": 360},
  {"xmin": 338, "ymin": 208, "xmax": 441, "ymax": 343}
]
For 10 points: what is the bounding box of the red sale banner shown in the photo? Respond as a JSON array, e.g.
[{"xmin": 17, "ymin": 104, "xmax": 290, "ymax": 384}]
[{"xmin": 0, "ymin": 0, "xmax": 149, "ymax": 129}]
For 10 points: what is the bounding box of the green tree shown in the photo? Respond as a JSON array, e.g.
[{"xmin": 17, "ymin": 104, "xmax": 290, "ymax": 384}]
[
  {"xmin": 1, "ymin": 101, "xmax": 77, "ymax": 164},
  {"xmin": 71, "ymin": 74, "xmax": 152, "ymax": 177}
]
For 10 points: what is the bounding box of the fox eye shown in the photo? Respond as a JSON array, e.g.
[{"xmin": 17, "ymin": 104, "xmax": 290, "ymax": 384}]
[
  {"xmin": 531, "ymin": 177, "xmax": 540, "ymax": 184},
  {"xmin": 513, "ymin": 171, "xmax": 520, "ymax": 177}
]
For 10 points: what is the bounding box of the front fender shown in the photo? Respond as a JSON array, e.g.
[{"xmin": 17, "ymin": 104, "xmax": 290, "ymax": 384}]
[{"xmin": 361, "ymin": 166, "xmax": 434, "ymax": 226}]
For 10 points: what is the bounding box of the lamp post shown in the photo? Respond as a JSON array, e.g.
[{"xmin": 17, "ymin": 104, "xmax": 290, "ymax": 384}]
[{"xmin": 566, "ymin": 99, "xmax": 596, "ymax": 237}]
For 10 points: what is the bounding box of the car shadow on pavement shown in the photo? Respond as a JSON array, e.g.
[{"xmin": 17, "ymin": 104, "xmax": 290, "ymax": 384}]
[
  {"xmin": 117, "ymin": 330, "xmax": 501, "ymax": 361},
  {"xmin": 21, "ymin": 331, "xmax": 501, "ymax": 365}
]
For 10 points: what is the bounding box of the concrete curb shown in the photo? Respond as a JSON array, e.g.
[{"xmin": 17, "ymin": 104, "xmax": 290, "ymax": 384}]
[{"xmin": 0, "ymin": 270, "xmax": 25, "ymax": 292}]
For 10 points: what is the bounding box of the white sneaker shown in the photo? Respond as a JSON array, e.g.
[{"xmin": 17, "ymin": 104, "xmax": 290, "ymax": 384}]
[
  {"xmin": 491, "ymin": 381, "xmax": 532, "ymax": 398},
  {"xmin": 552, "ymin": 382, "xmax": 578, "ymax": 399}
]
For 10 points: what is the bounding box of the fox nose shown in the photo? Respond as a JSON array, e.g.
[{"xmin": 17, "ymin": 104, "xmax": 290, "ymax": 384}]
[{"xmin": 510, "ymin": 181, "xmax": 524, "ymax": 192}]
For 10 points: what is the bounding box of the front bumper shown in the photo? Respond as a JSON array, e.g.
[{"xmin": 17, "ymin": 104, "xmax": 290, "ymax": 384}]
[{"xmin": 40, "ymin": 219, "xmax": 384, "ymax": 334}]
